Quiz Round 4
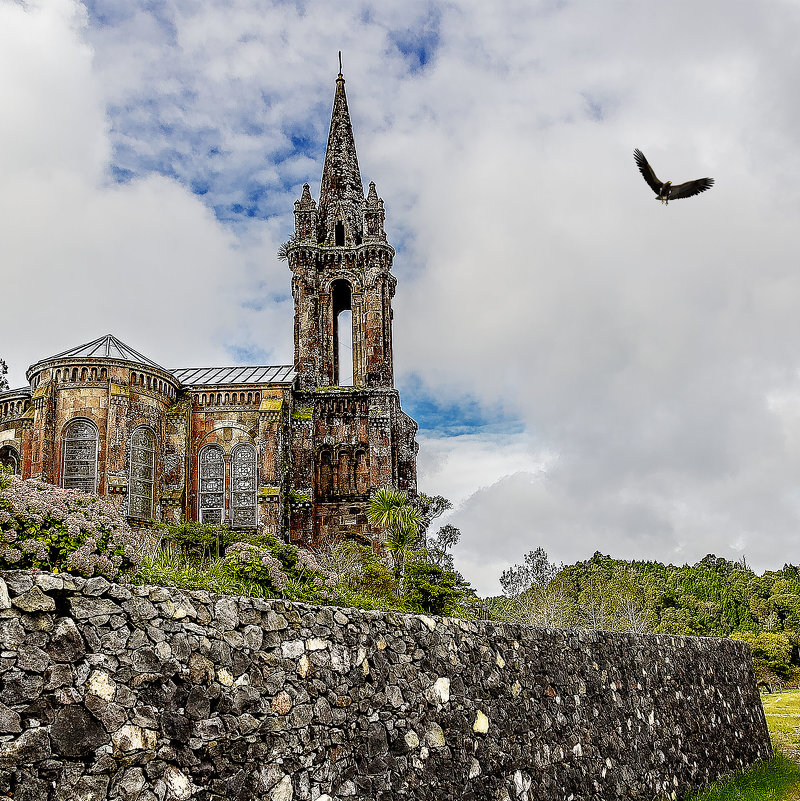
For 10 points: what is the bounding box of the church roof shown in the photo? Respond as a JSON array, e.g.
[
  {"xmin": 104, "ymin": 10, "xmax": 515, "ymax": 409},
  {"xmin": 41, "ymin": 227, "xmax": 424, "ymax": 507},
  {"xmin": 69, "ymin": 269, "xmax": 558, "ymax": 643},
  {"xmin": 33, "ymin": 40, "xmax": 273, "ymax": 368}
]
[
  {"xmin": 30, "ymin": 334, "xmax": 167, "ymax": 372},
  {"xmin": 170, "ymin": 365, "xmax": 296, "ymax": 386},
  {"xmin": 317, "ymin": 63, "xmax": 364, "ymax": 244}
]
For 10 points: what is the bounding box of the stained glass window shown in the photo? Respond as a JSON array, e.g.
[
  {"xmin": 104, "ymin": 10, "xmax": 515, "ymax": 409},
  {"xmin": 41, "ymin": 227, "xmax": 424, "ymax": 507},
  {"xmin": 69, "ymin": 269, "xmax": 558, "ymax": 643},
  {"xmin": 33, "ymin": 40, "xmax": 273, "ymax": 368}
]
[
  {"xmin": 62, "ymin": 419, "xmax": 98, "ymax": 493},
  {"xmin": 199, "ymin": 445, "xmax": 225, "ymax": 525},
  {"xmin": 128, "ymin": 427, "xmax": 155, "ymax": 520},
  {"xmin": 231, "ymin": 444, "xmax": 257, "ymax": 529}
]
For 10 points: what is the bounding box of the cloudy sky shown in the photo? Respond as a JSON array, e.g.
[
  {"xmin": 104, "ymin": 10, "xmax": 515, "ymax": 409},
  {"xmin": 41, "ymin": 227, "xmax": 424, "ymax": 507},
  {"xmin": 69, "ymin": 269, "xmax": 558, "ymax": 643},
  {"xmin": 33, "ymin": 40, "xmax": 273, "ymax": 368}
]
[{"xmin": 3, "ymin": 0, "xmax": 800, "ymax": 594}]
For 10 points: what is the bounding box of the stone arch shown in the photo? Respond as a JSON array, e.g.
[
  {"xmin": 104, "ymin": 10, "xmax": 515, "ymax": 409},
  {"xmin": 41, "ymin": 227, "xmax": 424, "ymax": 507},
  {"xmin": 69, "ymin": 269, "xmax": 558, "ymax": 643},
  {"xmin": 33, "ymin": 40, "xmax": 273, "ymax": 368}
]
[
  {"xmin": 62, "ymin": 418, "xmax": 98, "ymax": 493},
  {"xmin": 230, "ymin": 443, "xmax": 257, "ymax": 529},
  {"xmin": 0, "ymin": 445, "xmax": 20, "ymax": 474},
  {"xmin": 318, "ymin": 450, "xmax": 334, "ymax": 499},
  {"xmin": 128, "ymin": 426, "xmax": 156, "ymax": 520},
  {"xmin": 331, "ymin": 279, "xmax": 354, "ymax": 386},
  {"xmin": 336, "ymin": 448, "xmax": 352, "ymax": 496},
  {"xmin": 355, "ymin": 449, "xmax": 369, "ymax": 495},
  {"xmin": 198, "ymin": 444, "xmax": 225, "ymax": 525}
]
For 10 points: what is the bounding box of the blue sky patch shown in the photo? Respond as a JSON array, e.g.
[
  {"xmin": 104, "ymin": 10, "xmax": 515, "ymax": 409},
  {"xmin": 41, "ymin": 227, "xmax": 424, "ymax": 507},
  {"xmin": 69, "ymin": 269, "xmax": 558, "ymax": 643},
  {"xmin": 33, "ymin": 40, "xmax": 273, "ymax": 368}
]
[
  {"xmin": 399, "ymin": 373, "xmax": 524, "ymax": 438},
  {"xmin": 387, "ymin": 6, "xmax": 441, "ymax": 73}
]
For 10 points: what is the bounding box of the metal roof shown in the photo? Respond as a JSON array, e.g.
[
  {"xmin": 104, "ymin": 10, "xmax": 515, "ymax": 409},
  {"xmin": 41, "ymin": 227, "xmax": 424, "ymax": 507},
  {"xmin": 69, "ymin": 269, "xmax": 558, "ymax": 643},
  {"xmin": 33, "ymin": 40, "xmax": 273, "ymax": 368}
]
[
  {"xmin": 35, "ymin": 334, "xmax": 167, "ymax": 371},
  {"xmin": 0, "ymin": 387, "xmax": 30, "ymax": 399},
  {"xmin": 170, "ymin": 365, "xmax": 296, "ymax": 386}
]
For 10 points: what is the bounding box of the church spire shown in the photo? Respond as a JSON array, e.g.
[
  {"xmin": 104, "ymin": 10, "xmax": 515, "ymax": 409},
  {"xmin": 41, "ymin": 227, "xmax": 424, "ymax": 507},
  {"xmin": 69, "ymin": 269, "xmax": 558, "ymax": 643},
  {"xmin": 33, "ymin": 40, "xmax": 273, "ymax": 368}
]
[{"xmin": 317, "ymin": 55, "xmax": 364, "ymax": 246}]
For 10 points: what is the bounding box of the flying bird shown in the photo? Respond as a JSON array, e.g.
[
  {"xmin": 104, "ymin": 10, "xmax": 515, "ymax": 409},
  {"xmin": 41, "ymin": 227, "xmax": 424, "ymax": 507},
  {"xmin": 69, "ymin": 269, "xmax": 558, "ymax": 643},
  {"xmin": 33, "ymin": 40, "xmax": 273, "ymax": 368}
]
[{"xmin": 634, "ymin": 149, "xmax": 714, "ymax": 204}]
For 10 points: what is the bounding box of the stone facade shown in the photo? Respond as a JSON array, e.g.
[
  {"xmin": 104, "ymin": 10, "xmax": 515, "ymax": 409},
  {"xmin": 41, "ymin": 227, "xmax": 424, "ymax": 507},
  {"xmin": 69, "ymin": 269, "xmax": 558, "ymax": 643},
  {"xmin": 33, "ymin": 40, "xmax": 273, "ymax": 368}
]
[
  {"xmin": 0, "ymin": 69, "xmax": 418, "ymax": 547},
  {"xmin": 0, "ymin": 570, "xmax": 772, "ymax": 800}
]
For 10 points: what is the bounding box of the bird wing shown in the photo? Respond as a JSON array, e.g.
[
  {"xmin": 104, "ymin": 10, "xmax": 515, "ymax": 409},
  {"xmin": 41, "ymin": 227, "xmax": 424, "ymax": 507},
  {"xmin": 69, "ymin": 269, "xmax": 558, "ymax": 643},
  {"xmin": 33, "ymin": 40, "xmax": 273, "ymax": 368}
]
[
  {"xmin": 633, "ymin": 149, "xmax": 662, "ymax": 194},
  {"xmin": 668, "ymin": 177, "xmax": 715, "ymax": 200}
]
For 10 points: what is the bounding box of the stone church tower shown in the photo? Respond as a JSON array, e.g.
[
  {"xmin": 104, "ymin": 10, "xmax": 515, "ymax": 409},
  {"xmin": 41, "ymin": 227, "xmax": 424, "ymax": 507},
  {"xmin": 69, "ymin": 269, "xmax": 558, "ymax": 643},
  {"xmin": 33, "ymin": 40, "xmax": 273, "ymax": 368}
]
[
  {"xmin": 291, "ymin": 69, "xmax": 394, "ymax": 390},
  {"xmin": 286, "ymin": 66, "xmax": 418, "ymax": 544}
]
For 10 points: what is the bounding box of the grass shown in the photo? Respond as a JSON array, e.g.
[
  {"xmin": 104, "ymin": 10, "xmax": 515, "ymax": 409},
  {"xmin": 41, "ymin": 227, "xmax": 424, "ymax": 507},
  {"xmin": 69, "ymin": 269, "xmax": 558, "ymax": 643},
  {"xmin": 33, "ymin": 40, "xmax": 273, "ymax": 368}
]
[{"xmin": 688, "ymin": 688, "xmax": 800, "ymax": 801}]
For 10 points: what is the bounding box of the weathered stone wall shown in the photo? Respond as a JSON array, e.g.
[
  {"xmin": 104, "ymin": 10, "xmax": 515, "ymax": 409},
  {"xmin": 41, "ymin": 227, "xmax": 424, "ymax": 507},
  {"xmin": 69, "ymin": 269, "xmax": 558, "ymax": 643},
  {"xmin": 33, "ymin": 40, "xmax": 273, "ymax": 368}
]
[{"xmin": 0, "ymin": 570, "xmax": 771, "ymax": 801}]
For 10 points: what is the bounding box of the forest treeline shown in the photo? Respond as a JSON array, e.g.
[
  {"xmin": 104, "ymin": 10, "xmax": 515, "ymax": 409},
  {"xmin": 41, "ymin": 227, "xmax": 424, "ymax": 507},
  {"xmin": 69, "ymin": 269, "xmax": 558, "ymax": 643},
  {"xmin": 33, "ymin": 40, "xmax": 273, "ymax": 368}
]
[{"xmin": 488, "ymin": 549, "xmax": 800, "ymax": 689}]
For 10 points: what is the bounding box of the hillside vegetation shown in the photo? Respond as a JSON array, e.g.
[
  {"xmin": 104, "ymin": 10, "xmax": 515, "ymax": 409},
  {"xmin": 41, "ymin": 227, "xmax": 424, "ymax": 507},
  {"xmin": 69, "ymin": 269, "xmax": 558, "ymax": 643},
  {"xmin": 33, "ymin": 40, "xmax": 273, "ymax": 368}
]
[
  {"xmin": 0, "ymin": 469, "xmax": 476, "ymax": 618},
  {"xmin": 490, "ymin": 549, "xmax": 800, "ymax": 688}
]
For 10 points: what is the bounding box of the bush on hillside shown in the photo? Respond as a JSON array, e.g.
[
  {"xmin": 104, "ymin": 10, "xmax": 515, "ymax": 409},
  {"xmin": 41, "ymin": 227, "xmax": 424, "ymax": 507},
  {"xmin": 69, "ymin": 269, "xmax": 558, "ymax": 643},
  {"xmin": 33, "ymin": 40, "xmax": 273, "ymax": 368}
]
[{"xmin": 0, "ymin": 468, "xmax": 147, "ymax": 580}]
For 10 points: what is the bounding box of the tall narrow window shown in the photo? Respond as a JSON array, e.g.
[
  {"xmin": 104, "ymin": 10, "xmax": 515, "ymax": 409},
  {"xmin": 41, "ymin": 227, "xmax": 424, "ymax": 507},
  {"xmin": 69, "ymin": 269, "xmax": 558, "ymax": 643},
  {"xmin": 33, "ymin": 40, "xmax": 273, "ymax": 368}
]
[
  {"xmin": 62, "ymin": 419, "xmax": 98, "ymax": 493},
  {"xmin": 332, "ymin": 279, "xmax": 353, "ymax": 386},
  {"xmin": 355, "ymin": 450, "xmax": 369, "ymax": 495},
  {"xmin": 128, "ymin": 427, "xmax": 155, "ymax": 519},
  {"xmin": 199, "ymin": 445, "xmax": 225, "ymax": 524},
  {"xmin": 230, "ymin": 444, "xmax": 257, "ymax": 529}
]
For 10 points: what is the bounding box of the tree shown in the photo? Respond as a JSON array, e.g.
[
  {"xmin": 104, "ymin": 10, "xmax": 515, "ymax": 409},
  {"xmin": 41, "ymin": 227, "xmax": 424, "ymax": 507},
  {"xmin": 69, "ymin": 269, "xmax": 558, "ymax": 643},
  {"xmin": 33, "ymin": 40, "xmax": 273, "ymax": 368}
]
[
  {"xmin": 0, "ymin": 358, "xmax": 8, "ymax": 391},
  {"xmin": 368, "ymin": 488, "xmax": 423, "ymax": 595},
  {"xmin": 496, "ymin": 548, "xmax": 574, "ymax": 629},
  {"xmin": 415, "ymin": 493, "xmax": 452, "ymax": 548},
  {"xmin": 404, "ymin": 559, "xmax": 471, "ymax": 616},
  {"xmin": 427, "ymin": 524, "xmax": 460, "ymax": 572},
  {"xmin": 500, "ymin": 547, "xmax": 558, "ymax": 597}
]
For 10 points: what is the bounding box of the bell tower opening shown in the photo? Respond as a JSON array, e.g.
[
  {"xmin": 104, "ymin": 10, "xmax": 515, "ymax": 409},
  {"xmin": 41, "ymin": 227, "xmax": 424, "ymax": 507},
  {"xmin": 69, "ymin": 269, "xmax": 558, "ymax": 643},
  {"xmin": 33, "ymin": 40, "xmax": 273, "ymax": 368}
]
[
  {"xmin": 332, "ymin": 279, "xmax": 353, "ymax": 386},
  {"xmin": 335, "ymin": 220, "xmax": 345, "ymax": 246}
]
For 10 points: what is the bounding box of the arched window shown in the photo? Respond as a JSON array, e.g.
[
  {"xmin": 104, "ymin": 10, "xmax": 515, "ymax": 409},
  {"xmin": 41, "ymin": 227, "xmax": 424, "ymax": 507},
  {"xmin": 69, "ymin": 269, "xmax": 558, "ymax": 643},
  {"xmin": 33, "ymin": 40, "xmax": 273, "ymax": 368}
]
[
  {"xmin": 331, "ymin": 279, "xmax": 353, "ymax": 386},
  {"xmin": 318, "ymin": 450, "xmax": 333, "ymax": 499},
  {"xmin": 0, "ymin": 445, "xmax": 20, "ymax": 475},
  {"xmin": 128, "ymin": 427, "xmax": 155, "ymax": 520},
  {"xmin": 336, "ymin": 450, "xmax": 351, "ymax": 496},
  {"xmin": 62, "ymin": 419, "xmax": 98, "ymax": 493},
  {"xmin": 335, "ymin": 220, "xmax": 345, "ymax": 246},
  {"xmin": 198, "ymin": 445, "xmax": 225, "ymax": 525},
  {"xmin": 230, "ymin": 444, "xmax": 257, "ymax": 529},
  {"xmin": 355, "ymin": 450, "xmax": 369, "ymax": 495}
]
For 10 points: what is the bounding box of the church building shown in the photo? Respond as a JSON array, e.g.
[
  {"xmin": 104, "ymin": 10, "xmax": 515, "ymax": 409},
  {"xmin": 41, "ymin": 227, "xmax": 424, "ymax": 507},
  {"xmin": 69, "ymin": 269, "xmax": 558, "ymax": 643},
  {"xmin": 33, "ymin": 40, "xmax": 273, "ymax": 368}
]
[{"xmin": 0, "ymin": 68, "xmax": 419, "ymax": 546}]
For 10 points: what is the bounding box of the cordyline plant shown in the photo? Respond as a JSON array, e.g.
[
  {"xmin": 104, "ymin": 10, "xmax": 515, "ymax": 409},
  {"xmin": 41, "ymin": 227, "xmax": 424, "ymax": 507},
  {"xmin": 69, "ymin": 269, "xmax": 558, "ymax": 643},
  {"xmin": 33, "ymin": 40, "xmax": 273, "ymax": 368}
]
[{"xmin": 0, "ymin": 468, "xmax": 149, "ymax": 580}]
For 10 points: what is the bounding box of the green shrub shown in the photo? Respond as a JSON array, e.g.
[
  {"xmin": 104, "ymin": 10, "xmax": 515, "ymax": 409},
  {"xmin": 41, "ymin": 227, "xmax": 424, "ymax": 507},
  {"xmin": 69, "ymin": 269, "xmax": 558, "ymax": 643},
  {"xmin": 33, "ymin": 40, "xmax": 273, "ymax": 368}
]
[
  {"xmin": 153, "ymin": 520, "xmax": 241, "ymax": 559},
  {"xmin": 0, "ymin": 469, "xmax": 147, "ymax": 580}
]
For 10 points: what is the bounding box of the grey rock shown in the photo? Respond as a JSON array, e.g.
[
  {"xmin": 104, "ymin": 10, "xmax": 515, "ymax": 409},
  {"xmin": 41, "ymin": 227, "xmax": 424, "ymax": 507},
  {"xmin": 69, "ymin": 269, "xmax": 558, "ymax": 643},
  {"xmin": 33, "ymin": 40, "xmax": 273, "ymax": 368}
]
[
  {"xmin": 84, "ymin": 576, "xmax": 111, "ymax": 596},
  {"xmin": 16, "ymin": 645, "xmax": 50, "ymax": 673},
  {"xmin": 0, "ymin": 617, "xmax": 26, "ymax": 650},
  {"xmin": 3, "ymin": 572, "xmax": 33, "ymax": 594},
  {"xmin": 0, "ymin": 726, "xmax": 51, "ymax": 766},
  {"xmin": 12, "ymin": 587, "xmax": 55, "ymax": 613},
  {"xmin": 50, "ymin": 705, "xmax": 109, "ymax": 759},
  {"xmin": 70, "ymin": 596, "xmax": 122, "ymax": 619},
  {"xmin": 0, "ymin": 701, "xmax": 21, "ymax": 733},
  {"xmin": 46, "ymin": 617, "xmax": 85, "ymax": 662}
]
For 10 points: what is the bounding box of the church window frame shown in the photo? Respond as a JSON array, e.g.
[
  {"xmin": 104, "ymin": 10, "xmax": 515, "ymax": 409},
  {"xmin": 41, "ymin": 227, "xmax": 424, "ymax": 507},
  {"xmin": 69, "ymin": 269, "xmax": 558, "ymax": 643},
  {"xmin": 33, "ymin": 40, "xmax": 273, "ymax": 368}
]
[
  {"xmin": 331, "ymin": 279, "xmax": 354, "ymax": 386},
  {"xmin": 198, "ymin": 445, "xmax": 225, "ymax": 525},
  {"xmin": 128, "ymin": 426, "xmax": 156, "ymax": 520},
  {"xmin": 0, "ymin": 445, "xmax": 20, "ymax": 475},
  {"xmin": 230, "ymin": 443, "xmax": 258, "ymax": 529},
  {"xmin": 62, "ymin": 418, "xmax": 99, "ymax": 493}
]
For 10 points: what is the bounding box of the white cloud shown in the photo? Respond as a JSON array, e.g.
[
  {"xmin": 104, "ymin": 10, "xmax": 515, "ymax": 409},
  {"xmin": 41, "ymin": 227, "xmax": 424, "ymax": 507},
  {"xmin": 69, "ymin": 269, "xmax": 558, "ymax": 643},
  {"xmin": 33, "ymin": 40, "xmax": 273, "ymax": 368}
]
[
  {"xmin": 5, "ymin": 0, "xmax": 800, "ymax": 596},
  {"xmin": 0, "ymin": 0, "xmax": 291, "ymax": 384}
]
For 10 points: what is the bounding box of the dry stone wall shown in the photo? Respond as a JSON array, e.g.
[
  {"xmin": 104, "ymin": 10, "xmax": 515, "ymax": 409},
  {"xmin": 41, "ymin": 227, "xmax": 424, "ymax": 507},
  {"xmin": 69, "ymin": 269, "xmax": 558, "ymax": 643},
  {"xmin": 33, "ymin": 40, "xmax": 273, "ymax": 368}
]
[{"xmin": 0, "ymin": 570, "xmax": 771, "ymax": 801}]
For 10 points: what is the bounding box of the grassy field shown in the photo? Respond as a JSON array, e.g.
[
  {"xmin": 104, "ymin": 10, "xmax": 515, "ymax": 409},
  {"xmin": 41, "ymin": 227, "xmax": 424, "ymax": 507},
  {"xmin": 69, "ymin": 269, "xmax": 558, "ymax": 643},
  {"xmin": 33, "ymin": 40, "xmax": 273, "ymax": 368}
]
[{"xmin": 689, "ymin": 689, "xmax": 800, "ymax": 801}]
